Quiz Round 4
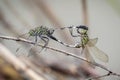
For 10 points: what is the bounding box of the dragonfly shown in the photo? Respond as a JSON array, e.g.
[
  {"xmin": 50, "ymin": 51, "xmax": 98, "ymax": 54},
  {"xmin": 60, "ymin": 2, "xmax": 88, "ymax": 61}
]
[
  {"xmin": 64, "ymin": 25, "xmax": 109, "ymax": 63},
  {"xmin": 27, "ymin": 26, "xmax": 80, "ymax": 48},
  {"xmin": 17, "ymin": 25, "xmax": 85, "ymax": 54}
]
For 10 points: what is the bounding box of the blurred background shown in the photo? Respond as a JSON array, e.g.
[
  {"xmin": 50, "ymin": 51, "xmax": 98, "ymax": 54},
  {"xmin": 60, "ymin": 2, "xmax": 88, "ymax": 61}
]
[{"xmin": 0, "ymin": 0, "xmax": 120, "ymax": 80}]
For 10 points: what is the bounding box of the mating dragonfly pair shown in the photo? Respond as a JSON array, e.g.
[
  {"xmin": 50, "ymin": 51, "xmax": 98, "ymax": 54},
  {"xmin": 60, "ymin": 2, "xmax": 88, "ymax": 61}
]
[{"xmin": 18, "ymin": 25, "xmax": 108, "ymax": 63}]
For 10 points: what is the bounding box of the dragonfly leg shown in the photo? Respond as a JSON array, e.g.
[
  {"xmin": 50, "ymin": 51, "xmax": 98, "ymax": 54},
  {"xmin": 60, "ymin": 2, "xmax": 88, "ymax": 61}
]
[
  {"xmin": 39, "ymin": 36, "xmax": 49, "ymax": 52},
  {"xmin": 35, "ymin": 35, "xmax": 38, "ymax": 43}
]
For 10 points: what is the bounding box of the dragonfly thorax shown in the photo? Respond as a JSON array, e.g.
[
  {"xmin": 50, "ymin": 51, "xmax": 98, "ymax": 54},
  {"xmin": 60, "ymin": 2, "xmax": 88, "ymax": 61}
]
[
  {"xmin": 28, "ymin": 26, "xmax": 54, "ymax": 37},
  {"xmin": 29, "ymin": 29, "xmax": 36, "ymax": 36},
  {"xmin": 81, "ymin": 34, "xmax": 89, "ymax": 46},
  {"xmin": 74, "ymin": 34, "xmax": 89, "ymax": 48}
]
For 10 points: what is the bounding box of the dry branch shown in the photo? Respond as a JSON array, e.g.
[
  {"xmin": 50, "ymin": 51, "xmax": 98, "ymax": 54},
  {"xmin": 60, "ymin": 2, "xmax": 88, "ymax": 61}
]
[
  {"xmin": 0, "ymin": 43, "xmax": 46, "ymax": 80},
  {"xmin": 0, "ymin": 35, "xmax": 120, "ymax": 79}
]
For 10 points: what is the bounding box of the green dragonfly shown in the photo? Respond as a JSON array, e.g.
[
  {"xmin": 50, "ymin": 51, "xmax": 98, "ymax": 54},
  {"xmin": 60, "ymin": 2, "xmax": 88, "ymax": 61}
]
[
  {"xmin": 26, "ymin": 26, "xmax": 80, "ymax": 48},
  {"xmin": 66, "ymin": 25, "xmax": 109, "ymax": 62}
]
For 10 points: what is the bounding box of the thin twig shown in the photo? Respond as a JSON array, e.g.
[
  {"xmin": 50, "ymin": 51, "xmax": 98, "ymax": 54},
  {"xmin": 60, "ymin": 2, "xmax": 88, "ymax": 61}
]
[
  {"xmin": 88, "ymin": 74, "xmax": 108, "ymax": 80},
  {"xmin": 0, "ymin": 35, "xmax": 120, "ymax": 79},
  {"xmin": 88, "ymin": 71, "xmax": 120, "ymax": 80},
  {"xmin": 81, "ymin": 0, "xmax": 88, "ymax": 25}
]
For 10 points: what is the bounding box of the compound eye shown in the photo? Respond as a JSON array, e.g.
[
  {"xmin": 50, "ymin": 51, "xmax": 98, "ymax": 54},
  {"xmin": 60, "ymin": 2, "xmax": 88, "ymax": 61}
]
[
  {"xmin": 81, "ymin": 29, "xmax": 87, "ymax": 34},
  {"xmin": 78, "ymin": 25, "xmax": 88, "ymax": 30},
  {"xmin": 77, "ymin": 28, "xmax": 87, "ymax": 34}
]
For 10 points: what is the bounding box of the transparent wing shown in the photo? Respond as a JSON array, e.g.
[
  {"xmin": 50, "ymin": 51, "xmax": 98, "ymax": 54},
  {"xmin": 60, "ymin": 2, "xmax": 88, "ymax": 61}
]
[
  {"xmin": 87, "ymin": 38, "xmax": 98, "ymax": 47},
  {"xmin": 16, "ymin": 33, "xmax": 31, "ymax": 55},
  {"xmin": 87, "ymin": 45, "xmax": 109, "ymax": 62},
  {"xmin": 84, "ymin": 46, "xmax": 96, "ymax": 68},
  {"xmin": 16, "ymin": 33, "xmax": 29, "ymax": 50},
  {"xmin": 18, "ymin": 33, "xmax": 30, "ymax": 39}
]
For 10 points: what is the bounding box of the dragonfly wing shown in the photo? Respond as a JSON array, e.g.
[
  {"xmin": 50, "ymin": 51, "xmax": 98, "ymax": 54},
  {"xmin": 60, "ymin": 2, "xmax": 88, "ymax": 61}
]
[
  {"xmin": 17, "ymin": 33, "xmax": 31, "ymax": 40},
  {"xmin": 16, "ymin": 33, "xmax": 30, "ymax": 52},
  {"xmin": 87, "ymin": 38, "xmax": 98, "ymax": 47},
  {"xmin": 88, "ymin": 46, "xmax": 109, "ymax": 62},
  {"xmin": 84, "ymin": 46, "xmax": 96, "ymax": 68}
]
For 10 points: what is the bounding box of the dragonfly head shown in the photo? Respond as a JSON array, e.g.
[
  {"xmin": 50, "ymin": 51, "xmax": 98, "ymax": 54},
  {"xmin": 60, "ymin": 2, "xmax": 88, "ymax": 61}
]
[
  {"xmin": 77, "ymin": 25, "xmax": 88, "ymax": 34},
  {"xmin": 29, "ymin": 29, "xmax": 35, "ymax": 36}
]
